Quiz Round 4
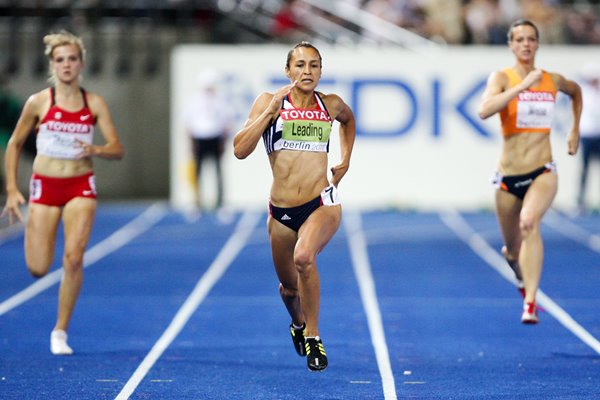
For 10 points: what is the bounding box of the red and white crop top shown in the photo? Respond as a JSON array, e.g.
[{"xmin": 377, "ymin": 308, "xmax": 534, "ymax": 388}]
[{"xmin": 36, "ymin": 87, "xmax": 95, "ymax": 159}]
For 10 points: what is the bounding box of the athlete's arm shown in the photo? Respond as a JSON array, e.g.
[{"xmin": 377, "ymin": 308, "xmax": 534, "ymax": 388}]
[
  {"xmin": 81, "ymin": 93, "xmax": 124, "ymax": 160},
  {"xmin": 478, "ymin": 69, "xmax": 542, "ymax": 119},
  {"xmin": 233, "ymin": 80, "xmax": 296, "ymax": 160},
  {"xmin": 325, "ymin": 94, "xmax": 355, "ymax": 187},
  {"xmin": 553, "ymin": 72, "xmax": 582, "ymax": 155}
]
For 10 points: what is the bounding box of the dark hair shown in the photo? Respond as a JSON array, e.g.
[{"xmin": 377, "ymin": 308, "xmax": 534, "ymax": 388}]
[
  {"xmin": 507, "ymin": 19, "xmax": 539, "ymax": 42},
  {"xmin": 286, "ymin": 41, "xmax": 322, "ymax": 68}
]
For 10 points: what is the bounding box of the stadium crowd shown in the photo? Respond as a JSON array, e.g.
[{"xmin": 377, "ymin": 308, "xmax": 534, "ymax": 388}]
[{"xmin": 271, "ymin": 0, "xmax": 600, "ymax": 45}]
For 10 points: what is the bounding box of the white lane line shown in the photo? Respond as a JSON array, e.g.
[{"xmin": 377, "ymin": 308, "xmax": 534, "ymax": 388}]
[
  {"xmin": 344, "ymin": 211, "xmax": 397, "ymax": 400},
  {"xmin": 544, "ymin": 210, "xmax": 600, "ymax": 253},
  {"xmin": 114, "ymin": 211, "xmax": 261, "ymax": 400},
  {"xmin": 0, "ymin": 202, "xmax": 169, "ymax": 317},
  {"xmin": 439, "ymin": 208, "xmax": 600, "ymax": 355}
]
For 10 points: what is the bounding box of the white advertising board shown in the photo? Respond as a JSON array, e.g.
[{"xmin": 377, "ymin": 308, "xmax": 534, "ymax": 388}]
[{"xmin": 171, "ymin": 45, "xmax": 598, "ymax": 211}]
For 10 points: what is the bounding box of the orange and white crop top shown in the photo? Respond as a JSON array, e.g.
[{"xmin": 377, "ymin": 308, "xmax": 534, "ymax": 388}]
[
  {"xmin": 36, "ymin": 87, "xmax": 95, "ymax": 159},
  {"xmin": 499, "ymin": 68, "xmax": 557, "ymax": 137}
]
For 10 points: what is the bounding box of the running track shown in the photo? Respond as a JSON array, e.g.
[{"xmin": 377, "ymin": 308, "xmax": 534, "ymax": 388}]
[{"xmin": 1, "ymin": 202, "xmax": 599, "ymax": 399}]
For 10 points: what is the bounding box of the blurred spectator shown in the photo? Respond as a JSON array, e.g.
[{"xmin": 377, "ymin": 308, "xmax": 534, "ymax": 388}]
[
  {"xmin": 577, "ymin": 62, "xmax": 600, "ymax": 212},
  {"xmin": 355, "ymin": 0, "xmax": 600, "ymax": 45},
  {"xmin": 271, "ymin": 0, "xmax": 309, "ymax": 41},
  {"xmin": 2, "ymin": 0, "xmax": 600, "ymax": 55},
  {"xmin": 362, "ymin": 0, "xmax": 428, "ymax": 40},
  {"xmin": 0, "ymin": 76, "xmax": 25, "ymax": 197},
  {"xmin": 464, "ymin": 0, "xmax": 505, "ymax": 44},
  {"xmin": 183, "ymin": 69, "xmax": 234, "ymax": 211},
  {"xmin": 363, "ymin": 0, "xmax": 406, "ymax": 27},
  {"xmin": 564, "ymin": 4, "xmax": 600, "ymax": 44},
  {"xmin": 0, "ymin": 76, "xmax": 22, "ymax": 149},
  {"xmin": 421, "ymin": 0, "xmax": 465, "ymax": 44},
  {"xmin": 498, "ymin": 0, "xmax": 521, "ymax": 22},
  {"xmin": 520, "ymin": 0, "xmax": 566, "ymax": 43}
]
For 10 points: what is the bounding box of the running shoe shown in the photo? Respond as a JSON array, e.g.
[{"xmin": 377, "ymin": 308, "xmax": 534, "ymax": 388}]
[
  {"xmin": 50, "ymin": 329, "xmax": 73, "ymax": 355},
  {"xmin": 305, "ymin": 336, "xmax": 328, "ymax": 371},
  {"xmin": 521, "ymin": 302, "xmax": 539, "ymax": 324},
  {"xmin": 290, "ymin": 323, "xmax": 306, "ymax": 356}
]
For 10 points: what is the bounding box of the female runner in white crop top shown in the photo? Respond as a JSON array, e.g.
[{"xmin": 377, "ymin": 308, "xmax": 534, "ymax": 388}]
[{"xmin": 2, "ymin": 31, "xmax": 124, "ymax": 355}]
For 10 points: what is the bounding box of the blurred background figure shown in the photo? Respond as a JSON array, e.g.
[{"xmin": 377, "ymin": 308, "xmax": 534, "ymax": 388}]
[
  {"xmin": 577, "ymin": 61, "xmax": 600, "ymax": 213},
  {"xmin": 270, "ymin": 0, "xmax": 309, "ymax": 42},
  {"xmin": 0, "ymin": 73, "xmax": 35, "ymax": 202},
  {"xmin": 0, "ymin": 73, "xmax": 26, "ymax": 200},
  {"xmin": 183, "ymin": 69, "xmax": 233, "ymax": 212}
]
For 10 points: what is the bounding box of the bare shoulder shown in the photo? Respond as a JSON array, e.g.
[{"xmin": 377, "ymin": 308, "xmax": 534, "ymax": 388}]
[
  {"xmin": 28, "ymin": 88, "xmax": 51, "ymax": 107},
  {"xmin": 548, "ymin": 71, "xmax": 579, "ymax": 94},
  {"xmin": 248, "ymin": 91, "xmax": 275, "ymax": 117},
  {"xmin": 481, "ymin": 69, "xmax": 509, "ymax": 98},
  {"xmin": 255, "ymin": 91, "xmax": 275, "ymax": 105},
  {"xmin": 23, "ymin": 88, "xmax": 51, "ymax": 116},
  {"xmin": 319, "ymin": 92, "xmax": 345, "ymax": 112},
  {"xmin": 85, "ymin": 91, "xmax": 109, "ymax": 110},
  {"xmin": 488, "ymin": 69, "xmax": 509, "ymax": 87}
]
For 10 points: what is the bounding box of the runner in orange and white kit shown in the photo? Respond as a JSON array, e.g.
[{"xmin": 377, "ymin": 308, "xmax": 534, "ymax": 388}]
[
  {"xmin": 478, "ymin": 19, "xmax": 582, "ymax": 324},
  {"xmin": 1, "ymin": 31, "xmax": 124, "ymax": 354},
  {"xmin": 234, "ymin": 41, "xmax": 355, "ymax": 371}
]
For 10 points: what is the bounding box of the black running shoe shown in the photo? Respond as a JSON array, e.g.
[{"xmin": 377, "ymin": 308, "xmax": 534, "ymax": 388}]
[
  {"xmin": 305, "ymin": 336, "xmax": 328, "ymax": 371},
  {"xmin": 290, "ymin": 323, "xmax": 306, "ymax": 356}
]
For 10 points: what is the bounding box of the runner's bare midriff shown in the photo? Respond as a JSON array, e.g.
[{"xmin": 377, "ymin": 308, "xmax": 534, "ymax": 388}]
[
  {"xmin": 32, "ymin": 154, "xmax": 93, "ymax": 178},
  {"xmin": 500, "ymin": 132, "xmax": 553, "ymax": 175},
  {"xmin": 269, "ymin": 151, "xmax": 329, "ymax": 207}
]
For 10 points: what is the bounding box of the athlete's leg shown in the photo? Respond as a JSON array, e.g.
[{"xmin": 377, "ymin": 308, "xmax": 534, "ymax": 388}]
[
  {"xmin": 294, "ymin": 204, "xmax": 341, "ymax": 338},
  {"xmin": 25, "ymin": 203, "xmax": 61, "ymax": 277},
  {"xmin": 54, "ymin": 197, "xmax": 96, "ymax": 332},
  {"xmin": 214, "ymin": 137, "xmax": 224, "ymax": 208},
  {"xmin": 495, "ymin": 189, "xmax": 522, "ymax": 267},
  {"xmin": 268, "ymin": 215, "xmax": 305, "ymax": 326},
  {"xmin": 519, "ymin": 173, "xmax": 557, "ymax": 304},
  {"xmin": 192, "ymin": 138, "xmax": 203, "ymax": 209}
]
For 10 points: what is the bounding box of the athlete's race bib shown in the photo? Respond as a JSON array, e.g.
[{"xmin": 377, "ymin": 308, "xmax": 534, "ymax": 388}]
[
  {"xmin": 516, "ymin": 90, "xmax": 555, "ymax": 129},
  {"xmin": 30, "ymin": 178, "xmax": 42, "ymax": 200},
  {"xmin": 37, "ymin": 130, "xmax": 92, "ymax": 159},
  {"xmin": 320, "ymin": 184, "xmax": 340, "ymax": 206},
  {"xmin": 280, "ymin": 108, "xmax": 331, "ymax": 152}
]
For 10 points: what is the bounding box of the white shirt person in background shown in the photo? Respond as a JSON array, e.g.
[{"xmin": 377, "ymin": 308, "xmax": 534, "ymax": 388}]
[
  {"xmin": 577, "ymin": 62, "xmax": 600, "ymax": 213},
  {"xmin": 183, "ymin": 69, "xmax": 234, "ymax": 212}
]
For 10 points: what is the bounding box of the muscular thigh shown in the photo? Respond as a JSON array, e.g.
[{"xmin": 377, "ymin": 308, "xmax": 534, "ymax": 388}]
[
  {"xmin": 521, "ymin": 172, "xmax": 557, "ymax": 221},
  {"xmin": 297, "ymin": 204, "xmax": 341, "ymax": 255},
  {"xmin": 62, "ymin": 197, "xmax": 97, "ymax": 256},
  {"xmin": 25, "ymin": 203, "xmax": 62, "ymax": 270},
  {"xmin": 495, "ymin": 189, "xmax": 522, "ymax": 247},
  {"xmin": 268, "ymin": 215, "xmax": 299, "ymax": 287}
]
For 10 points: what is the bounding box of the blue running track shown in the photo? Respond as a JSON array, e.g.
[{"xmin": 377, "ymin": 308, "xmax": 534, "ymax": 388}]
[{"xmin": 1, "ymin": 202, "xmax": 599, "ymax": 399}]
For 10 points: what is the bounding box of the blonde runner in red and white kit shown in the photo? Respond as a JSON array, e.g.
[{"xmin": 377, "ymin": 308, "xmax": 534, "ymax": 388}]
[
  {"xmin": 31, "ymin": 87, "xmax": 97, "ymax": 205},
  {"xmin": 1, "ymin": 31, "xmax": 124, "ymax": 357}
]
